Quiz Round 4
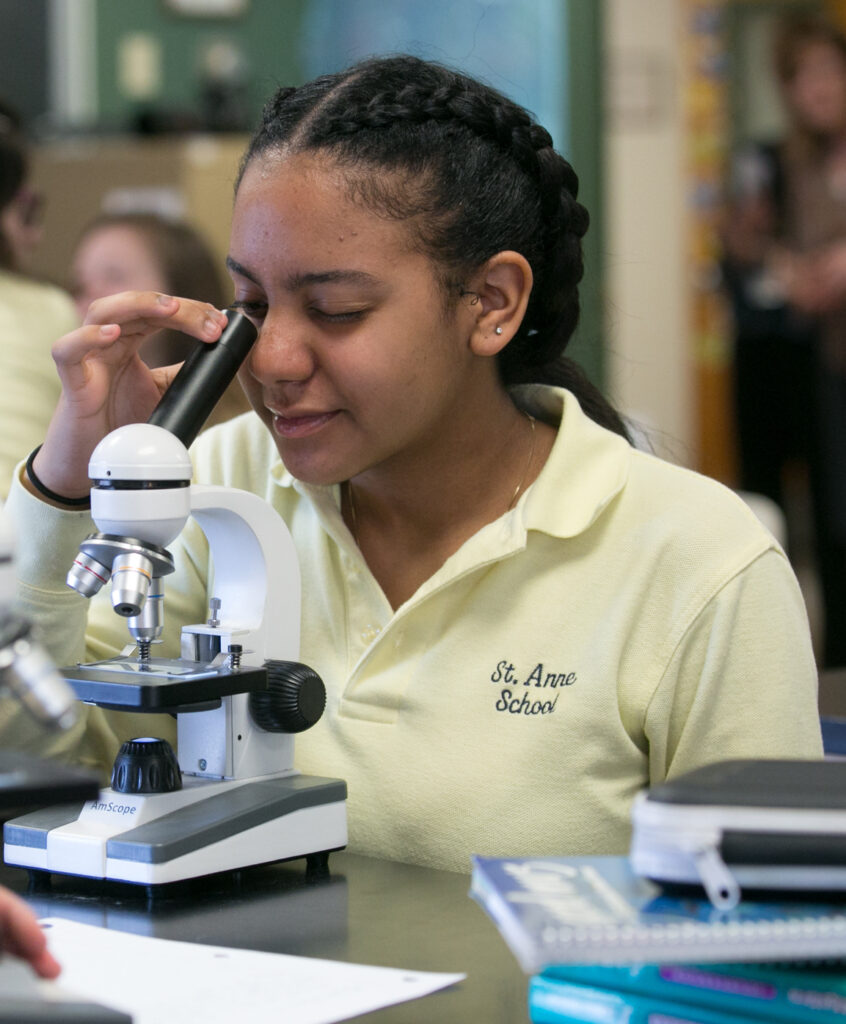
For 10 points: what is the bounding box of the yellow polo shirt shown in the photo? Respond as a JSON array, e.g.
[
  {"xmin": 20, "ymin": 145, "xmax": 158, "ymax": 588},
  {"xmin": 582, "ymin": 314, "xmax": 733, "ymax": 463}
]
[
  {"xmin": 0, "ymin": 271, "xmax": 76, "ymax": 499},
  {"xmin": 5, "ymin": 387, "xmax": 822, "ymax": 871}
]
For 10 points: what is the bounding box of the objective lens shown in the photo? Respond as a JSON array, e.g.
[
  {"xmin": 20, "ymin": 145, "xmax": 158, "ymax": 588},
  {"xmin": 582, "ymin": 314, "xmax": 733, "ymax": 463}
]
[
  {"xmin": 128, "ymin": 581, "xmax": 164, "ymax": 644},
  {"xmin": 111, "ymin": 551, "xmax": 154, "ymax": 618},
  {"xmin": 66, "ymin": 550, "xmax": 111, "ymax": 597},
  {"xmin": 0, "ymin": 636, "xmax": 77, "ymax": 730}
]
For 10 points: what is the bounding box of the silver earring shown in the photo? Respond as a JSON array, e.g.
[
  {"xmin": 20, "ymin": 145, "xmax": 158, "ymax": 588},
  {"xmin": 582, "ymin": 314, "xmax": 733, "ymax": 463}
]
[{"xmin": 495, "ymin": 326, "xmax": 503, "ymax": 335}]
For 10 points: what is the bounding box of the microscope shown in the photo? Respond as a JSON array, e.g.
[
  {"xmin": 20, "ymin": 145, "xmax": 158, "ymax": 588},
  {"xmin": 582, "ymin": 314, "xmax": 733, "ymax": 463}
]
[
  {"xmin": 3, "ymin": 313, "xmax": 347, "ymax": 886},
  {"xmin": 0, "ymin": 505, "xmax": 100, "ymax": 811}
]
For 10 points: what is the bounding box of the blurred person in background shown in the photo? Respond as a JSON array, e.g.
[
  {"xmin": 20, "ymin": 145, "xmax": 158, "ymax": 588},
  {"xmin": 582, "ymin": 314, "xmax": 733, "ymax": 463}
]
[
  {"xmin": 69, "ymin": 212, "xmax": 250, "ymax": 427},
  {"xmin": 0, "ymin": 99, "xmax": 76, "ymax": 499},
  {"xmin": 721, "ymin": 12, "xmax": 846, "ymax": 668}
]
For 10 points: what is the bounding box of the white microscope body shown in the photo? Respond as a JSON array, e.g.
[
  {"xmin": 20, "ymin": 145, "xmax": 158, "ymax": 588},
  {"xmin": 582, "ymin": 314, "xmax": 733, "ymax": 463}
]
[{"xmin": 4, "ymin": 316, "xmax": 347, "ymax": 886}]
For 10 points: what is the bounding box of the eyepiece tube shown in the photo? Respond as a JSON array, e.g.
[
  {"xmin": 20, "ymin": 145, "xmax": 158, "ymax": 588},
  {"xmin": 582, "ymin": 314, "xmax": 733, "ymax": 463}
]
[{"xmin": 147, "ymin": 310, "xmax": 257, "ymax": 448}]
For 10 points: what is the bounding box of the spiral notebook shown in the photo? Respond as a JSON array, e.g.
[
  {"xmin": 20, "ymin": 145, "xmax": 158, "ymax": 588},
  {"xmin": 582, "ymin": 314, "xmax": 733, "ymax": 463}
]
[{"xmin": 469, "ymin": 855, "xmax": 846, "ymax": 974}]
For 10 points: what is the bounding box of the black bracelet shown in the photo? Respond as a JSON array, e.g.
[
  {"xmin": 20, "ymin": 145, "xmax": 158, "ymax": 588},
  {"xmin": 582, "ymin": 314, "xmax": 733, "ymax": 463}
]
[{"xmin": 25, "ymin": 445, "xmax": 91, "ymax": 509}]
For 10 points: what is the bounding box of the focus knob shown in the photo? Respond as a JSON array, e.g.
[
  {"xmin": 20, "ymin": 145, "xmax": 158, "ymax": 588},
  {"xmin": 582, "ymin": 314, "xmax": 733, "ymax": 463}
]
[
  {"xmin": 111, "ymin": 737, "xmax": 182, "ymax": 794},
  {"xmin": 249, "ymin": 661, "xmax": 326, "ymax": 733}
]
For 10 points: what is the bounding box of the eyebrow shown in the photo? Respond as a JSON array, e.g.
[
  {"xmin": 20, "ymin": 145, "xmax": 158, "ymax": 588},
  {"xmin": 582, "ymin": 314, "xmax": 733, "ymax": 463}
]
[{"xmin": 225, "ymin": 257, "xmax": 380, "ymax": 290}]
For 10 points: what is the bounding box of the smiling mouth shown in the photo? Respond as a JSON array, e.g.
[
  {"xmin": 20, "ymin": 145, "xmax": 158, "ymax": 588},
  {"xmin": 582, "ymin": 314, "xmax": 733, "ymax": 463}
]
[{"xmin": 271, "ymin": 410, "xmax": 340, "ymax": 439}]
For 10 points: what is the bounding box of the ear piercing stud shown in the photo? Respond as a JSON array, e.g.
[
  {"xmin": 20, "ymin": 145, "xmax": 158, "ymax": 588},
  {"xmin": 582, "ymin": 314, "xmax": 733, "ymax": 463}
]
[{"xmin": 495, "ymin": 326, "xmax": 503, "ymax": 335}]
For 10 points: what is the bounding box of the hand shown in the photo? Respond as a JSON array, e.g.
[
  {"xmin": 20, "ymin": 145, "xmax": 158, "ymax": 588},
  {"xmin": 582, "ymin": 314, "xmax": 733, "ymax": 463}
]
[
  {"xmin": 32, "ymin": 292, "xmax": 229, "ymax": 502},
  {"xmin": 780, "ymin": 243, "xmax": 846, "ymax": 314},
  {"xmin": 0, "ymin": 886, "xmax": 60, "ymax": 979},
  {"xmin": 806, "ymin": 243, "xmax": 846, "ymax": 312}
]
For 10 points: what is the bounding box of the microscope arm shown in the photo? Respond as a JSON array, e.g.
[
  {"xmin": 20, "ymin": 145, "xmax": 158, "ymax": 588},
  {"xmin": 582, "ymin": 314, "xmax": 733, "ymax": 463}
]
[{"xmin": 187, "ymin": 485, "xmax": 301, "ymax": 664}]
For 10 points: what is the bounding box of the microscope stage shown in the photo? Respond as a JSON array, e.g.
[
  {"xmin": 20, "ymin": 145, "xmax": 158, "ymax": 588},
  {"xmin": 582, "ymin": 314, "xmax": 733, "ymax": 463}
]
[{"xmin": 62, "ymin": 657, "xmax": 267, "ymax": 712}]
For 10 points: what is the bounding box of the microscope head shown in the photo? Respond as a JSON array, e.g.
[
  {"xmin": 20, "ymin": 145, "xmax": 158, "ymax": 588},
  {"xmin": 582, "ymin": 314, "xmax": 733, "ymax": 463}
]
[
  {"xmin": 66, "ymin": 424, "xmax": 190, "ymax": 636},
  {"xmin": 88, "ymin": 423, "xmax": 193, "ymax": 546}
]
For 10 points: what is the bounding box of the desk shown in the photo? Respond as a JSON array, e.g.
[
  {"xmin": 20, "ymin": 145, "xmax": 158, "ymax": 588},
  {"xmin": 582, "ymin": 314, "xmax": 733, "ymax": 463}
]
[{"xmin": 0, "ymin": 852, "xmax": 529, "ymax": 1023}]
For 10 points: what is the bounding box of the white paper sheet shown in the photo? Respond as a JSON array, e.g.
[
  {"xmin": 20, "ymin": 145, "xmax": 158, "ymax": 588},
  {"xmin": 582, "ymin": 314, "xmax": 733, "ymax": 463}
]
[{"xmin": 36, "ymin": 917, "xmax": 465, "ymax": 1024}]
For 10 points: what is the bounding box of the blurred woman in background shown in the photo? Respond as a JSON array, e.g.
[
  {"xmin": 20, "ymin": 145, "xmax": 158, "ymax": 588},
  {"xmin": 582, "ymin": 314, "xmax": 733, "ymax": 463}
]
[{"xmin": 0, "ymin": 99, "xmax": 76, "ymax": 498}]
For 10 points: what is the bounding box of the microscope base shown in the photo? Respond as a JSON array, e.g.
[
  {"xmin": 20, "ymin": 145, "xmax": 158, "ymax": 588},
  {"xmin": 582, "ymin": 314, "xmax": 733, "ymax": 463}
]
[{"xmin": 3, "ymin": 773, "xmax": 347, "ymax": 885}]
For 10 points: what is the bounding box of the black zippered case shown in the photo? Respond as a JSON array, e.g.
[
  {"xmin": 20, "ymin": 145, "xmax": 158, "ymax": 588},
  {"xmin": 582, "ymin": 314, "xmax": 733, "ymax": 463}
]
[{"xmin": 629, "ymin": 759, "xmax": 846, "ymax": 909}]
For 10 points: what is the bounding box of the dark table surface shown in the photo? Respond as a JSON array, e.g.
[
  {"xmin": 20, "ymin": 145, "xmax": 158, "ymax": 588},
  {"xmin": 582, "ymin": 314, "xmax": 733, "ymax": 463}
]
[
  {"xmin": 7, "ymin": 669, "xmax": 843, "ymax": 1020},
  {"xmin": 0, "ymin": 849, "xmax": 529, "ymax": 1023}
]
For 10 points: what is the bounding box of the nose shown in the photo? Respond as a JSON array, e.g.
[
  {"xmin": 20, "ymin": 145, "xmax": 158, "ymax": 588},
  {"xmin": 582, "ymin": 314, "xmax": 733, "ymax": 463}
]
[{"xmin": 245, "ymin": 312, "xmax": 316, "ymax": 385}]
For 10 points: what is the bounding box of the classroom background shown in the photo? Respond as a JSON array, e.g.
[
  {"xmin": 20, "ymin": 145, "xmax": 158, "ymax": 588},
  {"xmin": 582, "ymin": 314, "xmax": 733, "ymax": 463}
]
[{"xmin": 0, "ymin": 0, "xmax": 840, "ymax": 659}]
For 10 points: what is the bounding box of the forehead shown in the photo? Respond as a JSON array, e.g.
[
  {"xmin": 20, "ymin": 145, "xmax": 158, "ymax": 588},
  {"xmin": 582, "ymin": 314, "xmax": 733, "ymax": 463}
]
[
  {"xmin": 76, "ymin": 224, "xmax": 154, "ymax": 262},
  {"xmin": 230, "ymin": 151, "xmax": 418, "ymax": 272}
]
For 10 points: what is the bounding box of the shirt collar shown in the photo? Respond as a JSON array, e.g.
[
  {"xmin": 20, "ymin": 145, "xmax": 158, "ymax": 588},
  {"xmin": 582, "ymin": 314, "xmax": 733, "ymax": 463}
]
[{"xmin": 513, "ymin": 385, "xmax": 631, "ymax": 539}]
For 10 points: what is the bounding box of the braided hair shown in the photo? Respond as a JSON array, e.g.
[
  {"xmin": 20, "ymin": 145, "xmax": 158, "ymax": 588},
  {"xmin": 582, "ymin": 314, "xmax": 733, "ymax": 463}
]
[{"xmin": 238, "ymin": 55, "xmax": 629, "ymax": 439}]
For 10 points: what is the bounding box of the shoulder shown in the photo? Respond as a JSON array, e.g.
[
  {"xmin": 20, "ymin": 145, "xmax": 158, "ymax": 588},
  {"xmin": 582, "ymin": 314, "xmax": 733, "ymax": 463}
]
[
  {"xmin": 624, "ymin": 447, "xmax": 779, "ymax": 557},
  {"xmin": 0, "ymin": 271, "xmax": 76, "ymax": 328},
  {"xmin": 610, "ymin": 444, "xmax": 782, "ymax": 589},
  {"xmin": 528, "ymin": 387, "xmax": 778, "ymax": 563}
]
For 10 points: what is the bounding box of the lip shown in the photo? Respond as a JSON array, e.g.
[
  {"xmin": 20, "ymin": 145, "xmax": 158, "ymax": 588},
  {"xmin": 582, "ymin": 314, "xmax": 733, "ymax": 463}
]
[{"xmin": 271, "ymin": 409, "xmax": 340, "ymax": 439}]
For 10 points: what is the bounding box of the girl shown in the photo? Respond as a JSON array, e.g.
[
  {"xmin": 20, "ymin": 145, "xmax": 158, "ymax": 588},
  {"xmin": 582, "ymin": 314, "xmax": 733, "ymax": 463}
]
[{"xmin": 8, "ymin": 56, "xmax": 821, "ymax": 872}]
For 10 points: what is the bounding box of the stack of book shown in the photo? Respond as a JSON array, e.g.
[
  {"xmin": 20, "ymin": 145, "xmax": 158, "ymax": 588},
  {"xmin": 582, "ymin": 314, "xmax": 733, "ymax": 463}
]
[{"xmin": 470, "ymin": 854, "xmax": 846, "ymax": 1023}]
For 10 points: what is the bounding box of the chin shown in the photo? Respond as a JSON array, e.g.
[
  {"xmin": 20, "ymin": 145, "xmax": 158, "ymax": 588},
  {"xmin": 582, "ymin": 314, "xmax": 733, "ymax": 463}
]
[{"xmin": 272, "ymin": 446, "xmax": 347, "ymax": 488}]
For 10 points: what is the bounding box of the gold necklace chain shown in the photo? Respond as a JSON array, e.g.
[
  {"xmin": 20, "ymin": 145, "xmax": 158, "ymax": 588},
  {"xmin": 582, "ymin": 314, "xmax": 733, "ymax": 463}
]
[{"xmin": 346, "ymin": 411, "xmax": 537, "ymax": 545}]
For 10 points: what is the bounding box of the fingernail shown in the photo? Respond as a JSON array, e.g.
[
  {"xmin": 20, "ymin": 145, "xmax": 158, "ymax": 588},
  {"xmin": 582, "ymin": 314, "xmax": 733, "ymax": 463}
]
[
  {"xmin": 157, "ymin": 293, "xmax": 175, "ymax": 305},
  {"xmin": 204, "ymin": 316, "xmax": 222, "ymax": 336},
  {"xmin": 100, "ymin": 324, "xmax": 118, "ymax": 336}
]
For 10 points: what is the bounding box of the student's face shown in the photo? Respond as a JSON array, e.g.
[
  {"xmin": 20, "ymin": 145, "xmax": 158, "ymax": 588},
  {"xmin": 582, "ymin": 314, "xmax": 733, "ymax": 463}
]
[
  {"xmin": 786, "ymin": 41, "xmax": 846, "ymax": 136},
  {"xmin": 70, "ymin": 225, "xmax": 168, "ymax": 321},
  {"xmin": 228, "ymin": 151, "xmax": 479, "ymax": 486}
]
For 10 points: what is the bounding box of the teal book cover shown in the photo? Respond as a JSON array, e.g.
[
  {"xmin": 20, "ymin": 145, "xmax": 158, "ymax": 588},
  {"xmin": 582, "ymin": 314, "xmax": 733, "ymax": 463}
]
[
  {"xmin": 470, "ymin": 855, "xmax": 846, "ymax": 972},
  {"xmin": 540, "ymin": 962, "xmax": 846, "ymax": 1024},
  {"xmin": 528, "ymin": 972, "xmax": 789, "ymax": 1024}
]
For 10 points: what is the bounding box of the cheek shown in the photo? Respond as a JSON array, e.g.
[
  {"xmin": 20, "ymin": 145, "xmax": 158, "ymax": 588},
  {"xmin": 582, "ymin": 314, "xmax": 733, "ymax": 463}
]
[{"xmin": 236, "ymin": 365, "xmax": 267, "ymax": 417}]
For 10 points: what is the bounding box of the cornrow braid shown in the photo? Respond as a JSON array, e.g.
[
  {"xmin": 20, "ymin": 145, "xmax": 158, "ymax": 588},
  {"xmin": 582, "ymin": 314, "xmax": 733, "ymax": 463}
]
[{"xmin": 239, "ymin": 55, "xmax": 629, "ymax": 441}]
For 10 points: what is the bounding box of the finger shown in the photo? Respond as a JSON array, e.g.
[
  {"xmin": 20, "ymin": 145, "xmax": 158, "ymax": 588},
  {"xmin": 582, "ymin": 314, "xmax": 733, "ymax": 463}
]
[
  {"xmin": 84, "ymin": 291, "xmax": 228, "ymax": 342},
  {"xmin": 29, "ymin": 947, "xmax": 62, "ymax": 980},
  {"xmin": 0, "ymin": 892, "xmax": 59, "ymax": 977},
  {"xmin": 51, "ymin": 323, "xmax": 126, "ymax": 395}
]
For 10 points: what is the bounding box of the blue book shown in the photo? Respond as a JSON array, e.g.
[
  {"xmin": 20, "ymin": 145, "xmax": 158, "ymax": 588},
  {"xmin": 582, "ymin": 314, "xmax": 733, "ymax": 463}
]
[
  {"xmin": 469, "ymin": 855, "xmax": 846, "ymax": 972},
  {"xmin": 528, "ymin": 972, "xmax": 782, "ymax": 1024},
  {"xmin": 538, "ymin": 962, "xmax": 846, "ymax": 1024}
]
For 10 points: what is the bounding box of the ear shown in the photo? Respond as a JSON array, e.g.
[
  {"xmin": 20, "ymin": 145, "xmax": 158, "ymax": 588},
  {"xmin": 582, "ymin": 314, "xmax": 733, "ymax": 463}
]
[{"xmin": 465, "ymin": 251, "xmax": 533, "ymax": 357}]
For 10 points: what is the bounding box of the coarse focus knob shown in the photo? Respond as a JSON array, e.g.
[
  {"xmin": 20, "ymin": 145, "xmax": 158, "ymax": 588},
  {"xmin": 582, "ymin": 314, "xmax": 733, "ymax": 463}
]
[
  {"xmin": 249, "ymin": 661, "xmax": 326, "ymax": 733},
  {"xmin": 111, "ymin": 737, "xmax": 182, "ymax": 794}
]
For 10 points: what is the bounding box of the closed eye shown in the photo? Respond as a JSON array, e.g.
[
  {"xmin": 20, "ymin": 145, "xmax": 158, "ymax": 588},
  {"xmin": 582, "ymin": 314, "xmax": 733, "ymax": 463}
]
[{"xmin": 310, "ymin": 307, "xmax": 369, "ymax": 323}]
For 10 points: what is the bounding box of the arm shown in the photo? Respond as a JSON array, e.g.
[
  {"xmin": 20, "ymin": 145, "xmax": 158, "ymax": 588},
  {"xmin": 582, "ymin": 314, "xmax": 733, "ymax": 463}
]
[
  {"xmin": 645, "ymin": 548, "xmax": 822, "ymax": 783},
  {"xmin": 0, "ymin": 281, "xmax": 76, "ymax": 500}
]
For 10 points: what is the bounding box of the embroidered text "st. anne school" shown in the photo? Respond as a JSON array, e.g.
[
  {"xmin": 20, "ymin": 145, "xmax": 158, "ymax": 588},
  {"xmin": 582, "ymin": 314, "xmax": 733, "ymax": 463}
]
[{"xmin": 490, "ymin": 660, "xmax": 577, "ymax": 716}]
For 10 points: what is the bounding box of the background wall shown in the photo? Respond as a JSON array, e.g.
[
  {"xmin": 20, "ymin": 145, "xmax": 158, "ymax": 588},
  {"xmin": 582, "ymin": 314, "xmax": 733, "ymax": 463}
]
[
  {"xmin": 3, "ymin": 0, "xmax": 607, "ymax": 385},
  {"xmin": 603, "ymin": 0, "xmax": 692, "ymax": 462}
]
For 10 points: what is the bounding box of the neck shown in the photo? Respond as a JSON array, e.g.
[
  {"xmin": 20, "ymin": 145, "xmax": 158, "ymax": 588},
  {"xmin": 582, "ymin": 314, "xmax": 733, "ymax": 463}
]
[{"xmin": 342, "ymin": 387, "xmax": 555, "ymax": 608}]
